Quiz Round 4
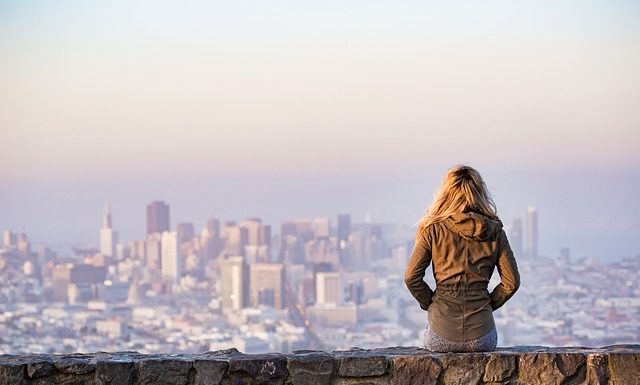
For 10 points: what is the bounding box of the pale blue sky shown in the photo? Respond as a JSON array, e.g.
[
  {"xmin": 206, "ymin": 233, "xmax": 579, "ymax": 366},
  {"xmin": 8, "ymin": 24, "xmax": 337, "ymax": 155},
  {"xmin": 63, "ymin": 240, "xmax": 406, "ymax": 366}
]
[{"xmin": 1, "ymin": 1, "xmax": 639, "ymax": 258}]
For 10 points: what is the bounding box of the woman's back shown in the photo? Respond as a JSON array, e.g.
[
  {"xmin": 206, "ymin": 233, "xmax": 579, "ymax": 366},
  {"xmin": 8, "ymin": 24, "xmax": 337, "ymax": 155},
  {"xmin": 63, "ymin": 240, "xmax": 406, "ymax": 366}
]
[{"xmin": 405, "ymin": 165, "xmax": 520, "ymax": 352}]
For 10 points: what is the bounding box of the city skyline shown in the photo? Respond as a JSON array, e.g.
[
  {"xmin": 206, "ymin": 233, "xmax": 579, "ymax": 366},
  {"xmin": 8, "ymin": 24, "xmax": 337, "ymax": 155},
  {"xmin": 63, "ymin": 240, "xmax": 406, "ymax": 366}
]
[
  {"xmin": 1, "ymin": 1, "xmax": 639, "ymax": 259},
  {"xmin": 1, "ymin": 198, "xmax": 638, "ymax": 354}
]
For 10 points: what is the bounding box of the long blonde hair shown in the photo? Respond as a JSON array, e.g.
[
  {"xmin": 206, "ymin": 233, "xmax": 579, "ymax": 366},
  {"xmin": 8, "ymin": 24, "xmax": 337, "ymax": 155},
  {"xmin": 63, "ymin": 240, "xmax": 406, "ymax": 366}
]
[{"xmin": 418, "ymin": 165, "xmax": 499, "ymax": 232}]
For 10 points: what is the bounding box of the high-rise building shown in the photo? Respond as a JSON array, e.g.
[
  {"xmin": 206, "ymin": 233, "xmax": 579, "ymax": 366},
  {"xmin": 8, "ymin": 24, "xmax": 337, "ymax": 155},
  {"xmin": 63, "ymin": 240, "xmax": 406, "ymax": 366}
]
[
  {"xmin": 508, "ymin": 218, "xmax": 523, "ymax": 258},
  {"xmin": 146, "ymin": 201, "xmax": 170, "ymax": 236},
  {"xmin": 337, "ymin": 214, "xmax": 351, "ymax": 242},
  {"xmin": 2, "ymin": 230, "xmax": 17, "ymax": 248},
  {"xmin": 527, "ymin": 207, "xmax": 538, "ymax": 258},
  {"xmin": 161, "ymin": 231, "xmax": 181, "ymax": 284},
  {"xmin": 99, "ymin": 204, "xmax": 119, "ymax": 257},
  {"xmin": 221, "ymin": 256, "xmax": 247, "ymax": 311},
  {"xmin": 201, "ymin": 218, "xmax": 224, "ymax": 263},
  {"xmin": 315, "ymin": 271, "xmax": 343, "ymax": 305},
  {"xmin": 52, "ymin": 263, "xmax": 72, "ymax": 302},
  {"xmin": 176, "ymin": 222, "xmax": 195, "ymax": 244},
  {"xmin": 241, "ymin": 218, "xmax": 262, "ymax": 246},
  {"xmin": 313, "ymin": 218, "xmax": 331, "ymax": 239},
  {"xmin": 249, "ymin": 263, "xmax": 285, "ymax": 309},
  {"xmin": 337, "ymin": 214, "xmax": 351, "ymax": 261},
  {"xmin": 258, "ymin": 224, "xmax": 271, "ymax": 247},
  {"xmin": 145, "ymin": 233, "xmax": 162, "ymax": 271},
  {"xmin": 223, "ymin": 225, "xmax": 249, "ymax": 256}
]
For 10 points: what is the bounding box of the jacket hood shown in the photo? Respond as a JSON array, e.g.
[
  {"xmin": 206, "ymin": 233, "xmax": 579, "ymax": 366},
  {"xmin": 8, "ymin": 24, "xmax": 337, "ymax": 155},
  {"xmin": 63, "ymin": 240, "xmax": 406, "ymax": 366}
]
[{"xmin": 443, "ymin": 212, "xmax": 503, "ymax": 241}]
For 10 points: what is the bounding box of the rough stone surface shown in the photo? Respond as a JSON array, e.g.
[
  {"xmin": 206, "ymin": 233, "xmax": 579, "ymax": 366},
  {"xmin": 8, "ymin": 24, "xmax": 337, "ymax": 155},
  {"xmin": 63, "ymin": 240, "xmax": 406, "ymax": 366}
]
[
  {"xmin": 193, "ymin": 359, "xmax": 228, "ymax": 385},
  {"xmin": 136, "ymin": 357, "xmax": 193, "ymax": 385},
  {"xmin": 440, "ymin": 353, "xmax": 489, "ymax": 385},
  {"xmin": 227, "ymin": 353, "xmax": 288, "ymax": 385},
  {"xmin": 286, "ymin": 352, "xmax": 335, "ymax": 385},
  {"xmin": 483, "ymin": 353, "xmax": 516, "ymax": 383},
  {"xmin": 337, "ymin": 354, "xmax": 388, "ymax": 378},
  {"xmin": 0, "ymin": 346, "xmax": 638, "ymax": 385},
  {"xmin": 0, "ymin": 361, "xmax": 27, "ymax": 385},
  {"xmin": 391, "ymin": 355, "xmax": 441, "ymax": 385},
  {"xmin": 54, "ymin": 355, "xmax": 97, "ymax": 375},
  {"xmin": 95, "ymin": 360, "xmax": 136, "ymax": 385},
  {"xmin": 583, "ymin": 353, "xmax": 609, "ymax": 385},
  {"xmin": 608, "ymin": 352, "xmax": 640, "ymax": 385},
  {"xmin": 27, "ymin": 359, "xmax": 56, "ymax": 378},
  {"xmin": 518, "ymin": 353, "xmax": 566, "ymax": 385}
]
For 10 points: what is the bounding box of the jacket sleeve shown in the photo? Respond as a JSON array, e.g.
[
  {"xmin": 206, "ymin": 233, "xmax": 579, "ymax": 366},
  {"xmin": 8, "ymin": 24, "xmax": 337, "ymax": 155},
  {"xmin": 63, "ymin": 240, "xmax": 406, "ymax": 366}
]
[
  {"xmin": 404, "ymin": 227, "xmax": 434, "ymax": 311},
  {"xmin": 490, "ymin": 229, "xmax": 521, "ymax": 310}
]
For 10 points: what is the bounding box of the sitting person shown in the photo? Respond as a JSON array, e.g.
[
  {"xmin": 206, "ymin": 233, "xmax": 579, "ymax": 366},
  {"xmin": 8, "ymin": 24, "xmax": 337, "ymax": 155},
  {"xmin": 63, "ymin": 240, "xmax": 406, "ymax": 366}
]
[{"xmin": 405, "ymin": 165, "xmax": 520, "ymax": 352}]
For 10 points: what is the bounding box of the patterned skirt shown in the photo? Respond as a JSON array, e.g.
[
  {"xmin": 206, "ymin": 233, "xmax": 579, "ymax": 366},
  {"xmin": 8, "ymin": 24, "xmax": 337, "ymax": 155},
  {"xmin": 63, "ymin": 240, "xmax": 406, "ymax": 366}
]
[{"xmin": 423, "ymin": 322, "xmax": 497, "ymax": 352}]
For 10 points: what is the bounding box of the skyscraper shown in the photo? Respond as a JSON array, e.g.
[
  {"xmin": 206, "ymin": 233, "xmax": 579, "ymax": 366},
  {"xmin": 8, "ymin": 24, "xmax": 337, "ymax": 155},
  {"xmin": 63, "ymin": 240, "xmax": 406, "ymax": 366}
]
[
  {"xmin": 337, "ymin": 214, "xmax": 351, "ymax": 261},
  {"xmin": 527, "ymin": 207, "xmax": 538, "ymax": 258},
  {"xmin": 99, "ymin": 204, "xmax": 119, "ymax": 257},
  {"xmin": 313, "ymin": 217, "xmax": 331, "ymax": 239},
  {"xmin": 176, "ymin": 222, "xmax": 195, "ymax": 244},
  {"xmin": 508, "ymin": 218, "xmax": 523, "ymax": 258},
  {"xmin": 221, "ymin": 256, "xmax": 247, "ymax": 311},
  {"xmin": 146, "ymin": 201, "xmax": 170, "ymax": 236},
  {"xmin": 315, "ymin": 271, "xmax": 343, "ymax": 305},
  {"xmin": 249, "ymin": 263, "xmax": 285, "ymax": 309},
  {"xmin": 161, "ymin": 231, "xmax": 181, "ymax": 284}
]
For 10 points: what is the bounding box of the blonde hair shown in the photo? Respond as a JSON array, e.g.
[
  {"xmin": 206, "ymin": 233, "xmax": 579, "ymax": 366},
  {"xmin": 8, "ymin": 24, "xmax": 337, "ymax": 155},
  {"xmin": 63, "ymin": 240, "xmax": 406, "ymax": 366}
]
[{"xmin": 418, "ymin": 165, "xmax": 499, "ymax": 232}]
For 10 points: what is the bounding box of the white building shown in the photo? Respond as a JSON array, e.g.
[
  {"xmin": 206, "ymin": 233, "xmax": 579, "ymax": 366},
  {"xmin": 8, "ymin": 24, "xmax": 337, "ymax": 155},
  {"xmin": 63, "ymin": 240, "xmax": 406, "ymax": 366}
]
[
  {"xmin": 316, "ymin": 271, "xmax": 342, "ymax": 305},
  {"xmin": 99, "ymin": 204, "xmax": 118, "ymax": 257},
  {"xmin": 161, "ymin": 231, "xmax": 181, "ymax": 283}
]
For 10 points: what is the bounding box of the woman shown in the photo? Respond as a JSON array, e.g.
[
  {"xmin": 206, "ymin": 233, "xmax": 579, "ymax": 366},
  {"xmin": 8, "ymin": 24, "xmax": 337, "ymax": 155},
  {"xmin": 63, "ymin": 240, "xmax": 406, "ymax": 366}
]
[{"xmin": 405, "ymin": 165, "xmax": 520, "ymax": 352}]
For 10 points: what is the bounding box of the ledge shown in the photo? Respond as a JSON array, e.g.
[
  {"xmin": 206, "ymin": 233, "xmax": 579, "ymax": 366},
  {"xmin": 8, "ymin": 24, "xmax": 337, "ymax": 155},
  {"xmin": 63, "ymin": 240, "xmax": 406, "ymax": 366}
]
[{"xmin": 0, "ymin": 346, "xmax": 638, "ymax": 385}]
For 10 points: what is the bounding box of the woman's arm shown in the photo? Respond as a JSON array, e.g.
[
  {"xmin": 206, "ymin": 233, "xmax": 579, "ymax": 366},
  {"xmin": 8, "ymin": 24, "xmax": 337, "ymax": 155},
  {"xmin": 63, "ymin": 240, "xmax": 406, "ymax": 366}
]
[
  {"xmin": 490, "ymin": 229, "xmax": 521, "ymax": 310},
  {"xmin": 404, "ymin": 228, "xmax": 434, "ymax": 310}
]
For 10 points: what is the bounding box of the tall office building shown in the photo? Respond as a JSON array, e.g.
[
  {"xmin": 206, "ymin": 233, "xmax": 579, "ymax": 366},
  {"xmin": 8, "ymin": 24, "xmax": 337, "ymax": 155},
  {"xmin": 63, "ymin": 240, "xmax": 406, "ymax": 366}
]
[
  {"xmin": 313, "ymin": 218, "xmax": 331, "ymax": 239},
  {"xmin": 337, "ymin": 214, "xmax": 351, "ymax": 260},
  {"xmin": 176, "ymin": 222, "xmax": 195, "ymax": 244},
  {"xmin": 221, "ymin": 256, "xmax": 247, "ymax": 311},
  {"xmin": 526, "ymin": 207, "xmax": 538, "ymax": 258},
  {"xmin": 201, "ymin": 218, "xmax": 224, "ymax": 263},
  {"xmin": 2, "ymin": 230, "xmax": 17, "ymax": 248},
  {"xmin": 508, "ymin": 218, "xmax": 523, "ymax": 258},
  {"xmin": 145, "ymin": 233, "xmax": 162, "ymax": 271},
  {"xmin": 315, "ymin": 272, "xmax": 343, "ymax": 305},
  {"xmin": 249, "ymin": 263, "xmax": 285, "ymax": 309},
  {"xmin": 161, "ymin": 231, "xmax": 181, "ymax": 284},
  {"xmin": 223, "ymin": 225, "xmax": 249, "ymax": 256},
  {"xmin": 99, "ymin": 204, "xmax": 119, "ymax": 257},
  {"xmin": 241, "ymin": 218, "xmax": 262, "ymax": 246},
  {"xmin": 146, "ymin": 201, "xmax": 170, "ymax": 236},
  {"xmin": 52, "ymin": 263, "xmax": 72, "ymax": 302}
]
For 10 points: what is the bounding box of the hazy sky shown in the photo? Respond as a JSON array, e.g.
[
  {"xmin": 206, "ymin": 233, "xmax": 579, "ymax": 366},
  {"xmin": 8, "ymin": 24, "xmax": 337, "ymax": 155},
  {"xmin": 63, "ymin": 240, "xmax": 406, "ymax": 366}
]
[{"xmin": 1, "ymin": 1, "xmax": 639, "ymax": 258}]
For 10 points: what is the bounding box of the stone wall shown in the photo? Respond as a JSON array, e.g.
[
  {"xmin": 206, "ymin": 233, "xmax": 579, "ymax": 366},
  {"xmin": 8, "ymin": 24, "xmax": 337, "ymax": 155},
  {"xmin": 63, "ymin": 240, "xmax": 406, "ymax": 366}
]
[{"xmin": 0, "ymin": 345, "xmax": 638, "ymax": 385}]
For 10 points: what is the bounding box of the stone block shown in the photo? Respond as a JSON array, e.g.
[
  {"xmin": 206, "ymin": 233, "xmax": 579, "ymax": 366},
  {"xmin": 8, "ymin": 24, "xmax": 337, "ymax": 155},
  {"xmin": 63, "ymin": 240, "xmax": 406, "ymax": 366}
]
[
  {"xmin": 286, "ymin": 352, "xmax": 335, "ymax": 385},
  {"xmin": 582, "ymin": 353, "xmax": 608, "ymax": 385},
  {"xmin": 333, "ymin": 376, "xmax": 391, "ymax": 385},
  {"xmin": 483, "ymin": 354, "xmax": 516, "ymax": 383},
  {"xmin": 518, "ymin": 351, "xmax": 586, "ymax": 385},
  {"xmin": 136, "ymin": 357, "xmax": 193, "ymax": 385},
  {"xmin": 338, "ymin": 355, "xmax": 388, "ymax": 378},
  {"xmin": 227, "ymin": 354, "xmax": 288, "ymax": 385},
  {"xmin": 95, "ymin": 360, "xmax": 135, "ymax": 385},
  {"xmin": 608, "ymin": 352, "xmax": 640, "ymax": 385},
  {"xmin": 440, "ymin": 353, "xmax": 488, "ymax": 385},
  {"xmin": 27, "ymin": 360, "xmax": 56, "ymax": 378},
  {"xmin": 54, "ymin": 356, "xmax": 96, "ymax": 375},
  {"xmin": 0, "ymin": 361, "xmax": 27, "ymax": 385},
  {"xmin": 391, "ymin": 355, "xmax": 442, "ymax": 385},
  {"xmin": 193, "ymin": 359, "xmax": 228, "ymax": 385}
]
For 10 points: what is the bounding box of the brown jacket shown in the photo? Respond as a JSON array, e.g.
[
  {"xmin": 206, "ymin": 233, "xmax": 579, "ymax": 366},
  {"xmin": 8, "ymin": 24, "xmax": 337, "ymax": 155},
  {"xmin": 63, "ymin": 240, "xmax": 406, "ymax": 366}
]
[{"xmin": 405, "ymin": 212, "xmax": 520, "ymax": 342}]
